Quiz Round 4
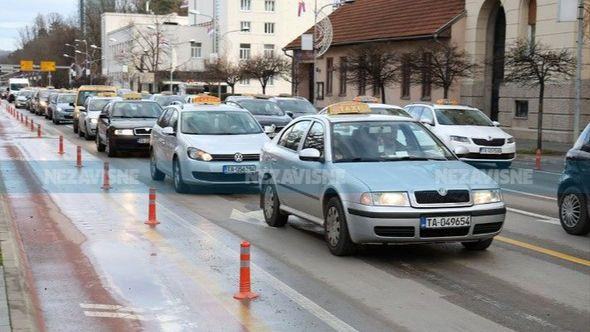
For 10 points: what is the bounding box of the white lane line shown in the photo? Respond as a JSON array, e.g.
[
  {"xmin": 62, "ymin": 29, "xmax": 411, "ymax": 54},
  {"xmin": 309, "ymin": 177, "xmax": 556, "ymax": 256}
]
[
  {"xmin": 66, "ymin": 125, "xmax": 73, "ymax": 129},
  {"xmin": 80, "ymin": 303, "xmax": 143, "ymax": 313},
  {"xmin": 512, "ymin": 167, "xmax": 561, "ymax": 176},
  {"xmin": 506, "ymin": 207, "xmax": 560, "ymax": 225},
  {"xmin": 84, "ymin": 311, "xmax": 146, "ymax": 320},
  {"xmin": 158, "ymin": 204, "xmax": 358, "ymax": 332},
  {"xmin": 502, "ymin": 188, "xmax": 557, "ymax": 201}
]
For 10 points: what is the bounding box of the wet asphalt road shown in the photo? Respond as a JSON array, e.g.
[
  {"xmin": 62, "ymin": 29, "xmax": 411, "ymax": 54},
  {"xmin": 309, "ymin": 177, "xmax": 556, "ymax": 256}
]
[{"xmin": 1, "ymin": 104, "xmax": 589, "ymax": 332}]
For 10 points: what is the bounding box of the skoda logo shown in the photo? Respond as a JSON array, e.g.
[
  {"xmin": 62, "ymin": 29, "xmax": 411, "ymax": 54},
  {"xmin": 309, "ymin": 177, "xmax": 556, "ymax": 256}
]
[
  {"xmin": 234, "ymin": 153, "xmax": 244, "ymax": 163},
  {"xmin": 487, "ymin": 136, "xmax": 493, "ymax": 141},
  {"xmin": 438, "ymin": 188, "xmax": 448, "ymax": 196}
]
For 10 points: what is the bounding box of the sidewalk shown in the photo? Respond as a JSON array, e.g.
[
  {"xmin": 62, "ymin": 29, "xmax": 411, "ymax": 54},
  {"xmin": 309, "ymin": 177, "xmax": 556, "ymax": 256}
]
[{"xmin": 515, "ymin": 138, "xmax": 571, "ymax": 155}]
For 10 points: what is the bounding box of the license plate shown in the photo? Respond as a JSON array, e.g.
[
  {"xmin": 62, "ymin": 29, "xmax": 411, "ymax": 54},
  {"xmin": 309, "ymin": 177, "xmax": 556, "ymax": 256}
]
[
  {"xmin": 420, "ymin": 215, "xmax": 471, "ymax": 229},
  {"xmin": 480, "ymin": 147, "xmax": 502, "ymax": 154},
  {"xmin": 137, "ymin": 138, "xmax": 150, "ymax": 144},
  {"xmin": 223, "ymin": 165, "xmax": 256, "ymax": 174}
]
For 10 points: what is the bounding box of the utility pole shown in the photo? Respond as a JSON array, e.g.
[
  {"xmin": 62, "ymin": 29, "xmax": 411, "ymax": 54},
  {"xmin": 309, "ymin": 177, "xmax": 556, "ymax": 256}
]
[{"xmin": 573, "ymin": 0, "xmax": 585, "ymax": 141}]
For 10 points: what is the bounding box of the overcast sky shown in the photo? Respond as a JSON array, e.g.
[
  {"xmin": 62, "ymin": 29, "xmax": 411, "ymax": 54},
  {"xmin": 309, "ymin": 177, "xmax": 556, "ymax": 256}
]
[{"xmin": 0, "ymin": 0, "xmax": 78, "ymax": 51}]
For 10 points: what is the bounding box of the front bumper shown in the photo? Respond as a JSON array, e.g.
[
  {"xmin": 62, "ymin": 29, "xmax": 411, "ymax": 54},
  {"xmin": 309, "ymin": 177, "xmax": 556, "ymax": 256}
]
[
  {"xmin": 181, "ymin": 159, "xmax": 260, "ymax": 186},
  {"xmin": 452, "ymin": 142, "xmax": 516, "ymax": 162},
  {"xmin": 344, "ymin": 202, "xmax": 506, "ymax": 244},
  {"xmin": 111, "ymin": 135, "xmax": 151, "ymax": 151},
  {"xmin": 54, "ymin": 110, "xmax": 74, "ymax": 121},
  {"xmin": 15, "ymin": 100, "xmax": 28, "ymax": 108}
]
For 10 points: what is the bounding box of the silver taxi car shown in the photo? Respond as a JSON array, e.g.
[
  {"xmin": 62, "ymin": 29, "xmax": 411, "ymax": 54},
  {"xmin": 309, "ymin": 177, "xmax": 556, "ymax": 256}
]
[
  {"xmin": 259, "ymin": 102, "xmax": 506, "ymax": 256},
  {"xmin": 78, "ymin": 94, "xmax": 122, "ymax": 139},
  {"xmin": 150, "ymin": 95, "xmax": 270, "ymax": 193}
]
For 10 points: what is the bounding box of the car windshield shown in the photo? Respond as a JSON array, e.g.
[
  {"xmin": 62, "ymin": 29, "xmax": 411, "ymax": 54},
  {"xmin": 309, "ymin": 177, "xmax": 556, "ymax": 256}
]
[
  {"xmin": 77, "ymin": 90, "xmax": 114, "ymax": 106},
  {"xmin": 332, "ymin": 121, "xmax": 454, "ymax": 162},
  {"xmin": 181, "ymin": 111, "xmax": 262, "ymax": 135},
  {"xmin": 154, "ymin": 95, "xmax": 185, "ymax": 106},
  {"xmin": 239, "ymin": 100, "xmax": 285, "ymax": 116},
  {"xmin": 18, "ymin": 91, "xmax": 33, "ymax": 97},
  {"xmin": 10, "ymin": 83, "xmax": 28, "ymax": 91},
  {"xmin": 435, "ymin": 108, "xmax": 493, "ymax": 126},
  {"xmin": 112, "ymin": 102, "xmax": 162, "ymax": 118},
  {"xmin": 57, "ymin": 94, "xmax": 76, "ymax": 103},
  {"xmin": 275, "ymin": 99, "xmax": 316, "ymax": 114},
  {"xmin": 370, "ymin": 107, "xmax": 410, "ymax": 117},
  {"xmin": 88, "ymin": 99, "xmax": 114, "ymax": 112}
]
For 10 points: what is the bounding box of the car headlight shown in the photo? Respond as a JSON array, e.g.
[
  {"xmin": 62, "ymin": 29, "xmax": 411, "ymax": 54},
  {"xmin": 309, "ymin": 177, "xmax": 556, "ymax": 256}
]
[
  {"xmin": 506, "ymin": 137, "xmax": 514, "ymax": 144},
  {"xmin": 187, "ymin": 147, "xmax": 213, "ymax": 161},
  {"xmin": 450, "ymin": 135, "xmax": 470, "ymax": 143},
  {"xmin": 360, "ymin": 192, "xmax": 410, "ymax": 207},
  {"xmin": 90, "ymin": 118, "xmax": 98, "ymax": 124},
  {"xmin": 114, "ymin": 129, "xmax": 134, "ymax": 136},
  {"xmin": 473, "ymin": 189, "xmax": 502, "ymax": 205},
  {"xmin": 57, "ymin": 107, "xmax": 63, "ymax": 112}
]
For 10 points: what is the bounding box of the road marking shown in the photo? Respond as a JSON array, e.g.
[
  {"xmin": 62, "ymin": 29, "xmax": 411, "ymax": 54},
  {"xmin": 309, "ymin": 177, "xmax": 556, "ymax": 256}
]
[
  {"xmin": 502, "ymin": 188, "xmax": 557, "ymax": 201},
  {"xmin": 512, "ymin": 166, "xmax": 562, "ymax": 176},
  {"xmin": 83, "ymin": 311, "xmax": 145, "ymax": 320},
  {"xmin": 230, "ymin": 208, "xmax": 267, "ymax": 227},
  {"xmin": 496, "ymin": 236, "xmax": 590, "ymax": 267},
  {"xmin": 506, "ymin": 207, "xmax": 560, "ymax": 225},
  {"xmin": 80, "ymin": 303, "xmax": 143, "ymax": 313}
]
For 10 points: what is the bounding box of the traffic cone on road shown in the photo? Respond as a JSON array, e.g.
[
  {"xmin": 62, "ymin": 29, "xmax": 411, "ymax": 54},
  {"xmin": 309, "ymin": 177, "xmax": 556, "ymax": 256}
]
[
  {"xmin": 535, "ymin": 149, "xmax": 542, "ymax": 170},
  {"xmin": 75, "ymin": 146, "xmax": 83, "ymax": 168},
  {"xmin": 37, "ymin": 124, "xmax": 41, "ymax": 138},
  {"xmin": 58, "ymin": 135, "xmax": 64, "ymax": 155},
  {"xmin": 233, "ymin": 241, "xmax": 259, "ymax": 301},
  {"xmin": 145, "ymin": 188, "xmax": 160, "ymax": 226},
  {"xmin": 101, "ymin": 162, "xmax": 112, "ymax": 190}
]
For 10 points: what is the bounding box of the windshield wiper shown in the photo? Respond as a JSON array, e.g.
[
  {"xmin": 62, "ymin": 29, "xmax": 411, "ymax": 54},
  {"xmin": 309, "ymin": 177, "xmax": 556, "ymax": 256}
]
[{"xmin": 387, "ymin": 156, "xmax": 447, "ymax": 161}]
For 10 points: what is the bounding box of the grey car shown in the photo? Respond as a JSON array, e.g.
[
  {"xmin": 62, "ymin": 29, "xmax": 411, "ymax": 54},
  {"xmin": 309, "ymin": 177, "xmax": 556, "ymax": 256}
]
[
  {"xmin": 269, "ymin": 96, "xmax": 317, "ymax": 118},
  {"xmin": 78, "ymin": 96, "xmax": 122, "ymax": 140},
  {"xmin": 51, "ymin": 93, "xmax": 77, "ymax": 124},
  {"xmin": 225, "ymin": 99, "xmax": 293, "ymax": 136}
]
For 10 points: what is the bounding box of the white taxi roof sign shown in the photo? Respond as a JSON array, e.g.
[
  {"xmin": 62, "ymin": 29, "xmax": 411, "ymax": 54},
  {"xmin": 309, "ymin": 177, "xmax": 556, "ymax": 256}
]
[
  {"xmin": 326, "ymin": 101, "xmax": 371, "ymax": 115},
  {"xmin": 123, "ymin": 92, "xmax": 142, "ymax": 100},
  {"xmin": 192, "ymin": 94, "xmax": 220, "ymax": 105},
  {"xmin": 436, "ymin": 98, "xmax": 459, "ymax": 105},
  {"xmin": 98, "ymin": 92, "xmax": 117, "ymax": 97},
  {"xmin": 353, "ymin": 95, "xmax": 380, "ymax": 103}
]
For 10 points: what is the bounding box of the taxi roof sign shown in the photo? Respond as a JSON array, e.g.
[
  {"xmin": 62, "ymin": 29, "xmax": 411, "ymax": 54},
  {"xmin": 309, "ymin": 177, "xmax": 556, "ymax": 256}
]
[
  {"xmin": 98, "ymin": 92, "xmax": 117, "ymax": 97},
  {"xmin": 326, "ymin": 101, "xmax": 371, "ymax": 115},
  {"xmin": 192, "ymin": 94, "xmax": 220, "ymax": 105},
  {"xmin": 435, "ymin": 98, "xmax": 459, "ymax": 105},
  {"xmin": 122, "ymin": 92, "xmax": 142, "ymax": 100},
  {"xmin": 353, "ymin": 95, "xmax": 380, "ymax": 103}
]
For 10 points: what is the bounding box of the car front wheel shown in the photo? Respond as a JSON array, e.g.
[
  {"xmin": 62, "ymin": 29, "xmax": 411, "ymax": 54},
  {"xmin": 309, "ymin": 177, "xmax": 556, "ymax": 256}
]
[
  {"xmin": 324, "ymin": 197, "xmax": 356, "ymax": 256},
  {"xmin": 261, "ymin": 181, "xmax": 288, "ymax": 227},
  {"xmin": 559, "ymin": 187, "xmax": 590, "ymax": 235},
  {"xmin": 173, "ymin": 159, "xmax": 189, "ymax": 193},
  {"xmin": 106, "ymin": 135, "xmax": 116, "ymax": 157}
]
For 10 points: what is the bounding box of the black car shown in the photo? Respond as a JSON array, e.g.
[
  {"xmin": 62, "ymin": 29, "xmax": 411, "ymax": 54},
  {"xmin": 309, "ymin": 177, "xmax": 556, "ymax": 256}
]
[
  {"xmin": 152, "ymin": 94, "xmax": 186, "ymax": 107},
  {"xmin": 268, "ymin": 96, "xmax": 317, "ymax": 118},
  {"xmin": 558, "ymin": 123, "xmax": 590, "ymax": 235},
  {"xmin": 95, "ymin": 99, "xmax": 163, "ymax": 157},
  {"xmin": 225, "ymin": 99, "xmax": 292, "ymax": 136}
]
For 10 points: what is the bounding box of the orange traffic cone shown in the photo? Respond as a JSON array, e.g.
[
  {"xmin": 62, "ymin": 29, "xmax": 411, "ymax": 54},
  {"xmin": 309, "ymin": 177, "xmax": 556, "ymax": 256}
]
[
  {"xmin": 233, "ymin": 241, "xmax": 259, "ymax": 301},
  {"xmin": 145, "ymin": 188, "xmax": 160, "ymax": 226},
  {"xmin": 75, "ymin": 146, "xmax": 83, "ymax": 168},
  {"xmin": 101, "ymin": 162, "xmax": 112, "ymax": 190},
  {"xmin": 58, "ymin": 135, "xmax": 64, "ymax": 155}
]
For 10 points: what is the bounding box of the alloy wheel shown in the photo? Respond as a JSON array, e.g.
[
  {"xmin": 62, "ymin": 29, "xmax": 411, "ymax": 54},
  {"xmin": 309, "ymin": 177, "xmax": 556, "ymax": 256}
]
[
  {"xmin": 561, "ymin": 194, "xmax": 581, "ymax": 228},
  {"xmin": 326, "ymin": 206, "xmax": 341, "ymax": 247},
  {"xmin": 263, "ymin": 185, "xmax": 275, "ymax": 219}
]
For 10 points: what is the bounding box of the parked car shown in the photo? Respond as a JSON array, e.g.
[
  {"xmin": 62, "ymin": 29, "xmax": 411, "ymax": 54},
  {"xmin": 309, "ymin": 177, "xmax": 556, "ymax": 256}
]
[
  {"xmin": 150, "ymin": 95, "xmax": 270, "ymax": 193},
  {"xmin": 50, "ymin": 93, "xmax": 77, "ymax": 124},
  {"xmin": 225, "ymin": 98, "xmax": 292, "ymax": 136},
  {"xmin": 78, "ymin": 95, "xmax": 122, "ymax": 140},
  {"xmin": 73, "ymin": 85, "xmax": 118, "ymax": 134},
  {"xmin": 405, "ymin": 100, "xmax": 516, "ymax": 168},
  {"xmin": 96, "ymin": 95, "xmax": 163, "ymax": 157},
  {"xmin": 259, "ymin": 101, "xmax": 506, "ymax": 256},
  {"xmin": 225, "ymin": 95, "xmax": 255, "ymax": 103},
  {"xmin": 558, "ymin": 123, "xmax": 590, "ymax": 235},
  {"xmin": 269, "ymin": 96, "xmax": 317, "ymax": 118}
]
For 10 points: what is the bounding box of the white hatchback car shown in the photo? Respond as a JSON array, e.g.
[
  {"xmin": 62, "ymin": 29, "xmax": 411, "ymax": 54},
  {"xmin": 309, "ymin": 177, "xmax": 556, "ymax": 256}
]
[{"xmin": 405, "ymin": 101, "xmax": 516, "ymax": 168}]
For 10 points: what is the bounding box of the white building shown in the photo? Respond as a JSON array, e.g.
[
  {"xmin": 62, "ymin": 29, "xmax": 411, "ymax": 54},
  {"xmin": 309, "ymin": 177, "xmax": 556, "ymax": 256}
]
[{"xmin": 189, "ymin": 0, "xmax": 334, "ymax": 95}]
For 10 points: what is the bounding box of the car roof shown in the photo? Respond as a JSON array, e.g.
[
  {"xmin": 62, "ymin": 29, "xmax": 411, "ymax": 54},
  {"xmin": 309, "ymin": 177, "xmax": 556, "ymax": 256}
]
[
  {"xmin": 180, "ymin": 104, "xmax": 248, "ymax": 113},
  {"xmin": 406, "ymin": 102, "xmax": 478, "ymax": 111},
  {"xmin": 300, "ymin": 113, "xmax": 418, "ymax": 123},
  {"xmin": 366, "ymin": 103, "xmax": 405, "ymax": 110}
]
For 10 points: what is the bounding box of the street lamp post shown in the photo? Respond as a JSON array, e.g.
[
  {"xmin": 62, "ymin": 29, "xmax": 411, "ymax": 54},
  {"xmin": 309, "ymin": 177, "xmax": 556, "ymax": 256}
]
[{"xmin": 573, "ymin": 0, "xmax": 586, "ymax": 142}]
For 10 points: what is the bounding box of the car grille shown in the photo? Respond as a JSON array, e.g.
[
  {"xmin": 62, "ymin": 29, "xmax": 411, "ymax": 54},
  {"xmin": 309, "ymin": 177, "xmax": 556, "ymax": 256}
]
[
  {"xmin": 192, "ymin": 172, "xmax": 259, "ymax": 183},
  {"xmin": 473, "ymin": 222, "xmax": 503, "ymax": 234},
  {"xmin": 210, "ymin": 154, "xmax": 260, "ymax": 162},
  {"xmin": 414, "ymin": 190, "xmax": 470, "ymax": 205},
  {"xmin": 420, "ymin": 227, "xmax": 470, "ymax": 238},
  {"xmin": 463, "ymin": 153, "xmax": 515, "ymax": 160},
  {"xmin": 472, "ymin": 138, "xmax": 505, "ymax": 146},
  {"xmin": 374, "ymin": 226, "xmax": 415, "ymax": 237},
  {"xmin": 134, "ymin": 128, "xmax": 152, "ymax": 136}
]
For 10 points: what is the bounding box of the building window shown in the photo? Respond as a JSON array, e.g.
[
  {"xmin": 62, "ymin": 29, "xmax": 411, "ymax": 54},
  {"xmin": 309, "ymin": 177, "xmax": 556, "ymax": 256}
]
[
  {"xmin": 401, "ymin": 58, "xmax": 411, "ymax": 99},
  {"xmin": 240, "ymin": 78, "xmax": 250, "ymax": 85},
  {"xmin": 528, "ymin": 0, "xmax": 537, "ymax": 45},
  {"xmin": 316, "ymin": 82, "xmax": 324, "ymax": 100},
  {"xmin": 240, "ymin": 0, "xmax": 251, "ymax": 11},
  {"xmin": 265, "ymin": 0, "xmax": 275, "ymax": 12},
  {"xmin": 339, "ymin": 57, "xmax": 347, "ymax": 96},
  {"xmin": 326, "ymin": 57, "xmax": 334, "ymax": 96},
  {"xmin": 264, "ymin": 22, "xmax": 275, "ymax": 34},
  {"xmin": 268, "ymin": 75, "xmax": 275, "ymax": 86},
  {"xmin": 239, "ymin": 44, "xmax": 251, "ymax": 60},
  {"xmin": 264, "ymin": 44, "xmax": 275, "ymax": 57},
  {"xmin": 190, "ymin": 42, "xmax": 202, "ymax": 59},
  {"xmin": 515, "ymin": 100, "xmax": 529, "ymax": 118},
  {"xmin": 240, "ymin": 21, "xmax": 251, "ymax": 33},
  {"xmin": 421, "ymin": 53, "xmax": 432, "ymax": 100}
]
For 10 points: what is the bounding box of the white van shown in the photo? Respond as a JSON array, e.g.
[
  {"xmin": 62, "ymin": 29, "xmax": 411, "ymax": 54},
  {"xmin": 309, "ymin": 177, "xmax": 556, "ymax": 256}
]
[{"xmin": 8, "ymin": 78, "xmax": 30, "ymax": 102}]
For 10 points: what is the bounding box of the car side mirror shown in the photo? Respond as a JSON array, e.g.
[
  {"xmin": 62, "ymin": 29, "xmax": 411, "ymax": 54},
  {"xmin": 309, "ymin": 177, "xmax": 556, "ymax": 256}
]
[
  {"xmin": 162, "ymin": 126, "xmax": 176, "ymax": 135},
  {"xmin": 286, "ymin": 111, "xmax": 294, "ymax": 118},
  {"xmin": 492, "ymin": 121, "xmax": 500, "ymax": 127},
  {"xmin": 299, "ymin": 148, "xmax": 322, "ymax": 162},
  {"xmin": 69, "ymin": 102, "xmax": 75, "ymax": 107},
  {"xmin": 581, "ymin": 143, "xmax": 590, "ymax": 153},
  {"xmin": 264, "ymin": 125, "xmax": 276, "ymax": 135},
  {"xmin": 420, "ymin": 119, "xmax": 434, "ymax": 126},
  {"xmin": 454, "ymin": 146, "xmax": 469, "ymax": 156}
]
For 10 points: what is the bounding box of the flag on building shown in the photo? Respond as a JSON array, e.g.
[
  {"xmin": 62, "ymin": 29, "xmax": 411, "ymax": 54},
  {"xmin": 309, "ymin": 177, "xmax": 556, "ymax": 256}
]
[{"xmin": 298, "ymin": 0, "xmax": 306, "ymax": 17}]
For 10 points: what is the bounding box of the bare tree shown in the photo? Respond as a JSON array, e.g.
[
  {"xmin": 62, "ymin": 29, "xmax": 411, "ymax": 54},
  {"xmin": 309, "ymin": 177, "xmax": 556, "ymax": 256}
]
[
  {"xmin": 409, "ymin": 43, "xmax": 478, "ymax": 99},
  {"xmin": 345, "ymin": 43, "xmax": 401, "ymax": 103},
  {"xmin": 204, "ymin": 59, "xmax": 244, "ymax": 94},
  {"xmin": 504, "ymin": 39, "xmax": 576, "ymax": 150},
  {"xmin": 282, "ymin": 63, "xmax": 307, "ymax": 96},
  {"xmin": 241, "ymin": 55, "xmax": 291, "ymax": 94}
]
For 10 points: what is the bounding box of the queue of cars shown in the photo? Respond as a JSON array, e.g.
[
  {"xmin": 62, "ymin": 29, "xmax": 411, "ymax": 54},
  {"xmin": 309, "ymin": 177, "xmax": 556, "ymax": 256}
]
[{"xmin": 11, "ymin": 85, "xmax": 588, "ymax": 253}]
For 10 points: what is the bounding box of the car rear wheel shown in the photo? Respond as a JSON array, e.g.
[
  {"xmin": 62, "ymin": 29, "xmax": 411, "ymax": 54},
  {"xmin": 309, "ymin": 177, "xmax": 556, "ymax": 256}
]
[
  {"xmin": 173, "ymin": 159, "xmax": 190, "ymax": 194},
  {"xmin": 150, "ymin": 151, "xmax": 165, "ymax": 181},
  {"xmin": 262, "ymin": 181, "xmax": 288, "ymax": 227},
  {"xmin": 324, "ymin": 197, "xmax": 356, "ymax": 256},
  {"xmin": 559, "ymin": 187, "xmax": 590, "ymax": 235},
  {"xmin": 78, "ymin": 124, "xmax": 85, "ymax": 138},
  {"xmin": 96, "ymin": 133, "xmax": 105, "ymax": 152},
  {"xmin": 462, "ymin": 238, "xmax": 494, "ymax": 250}
]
